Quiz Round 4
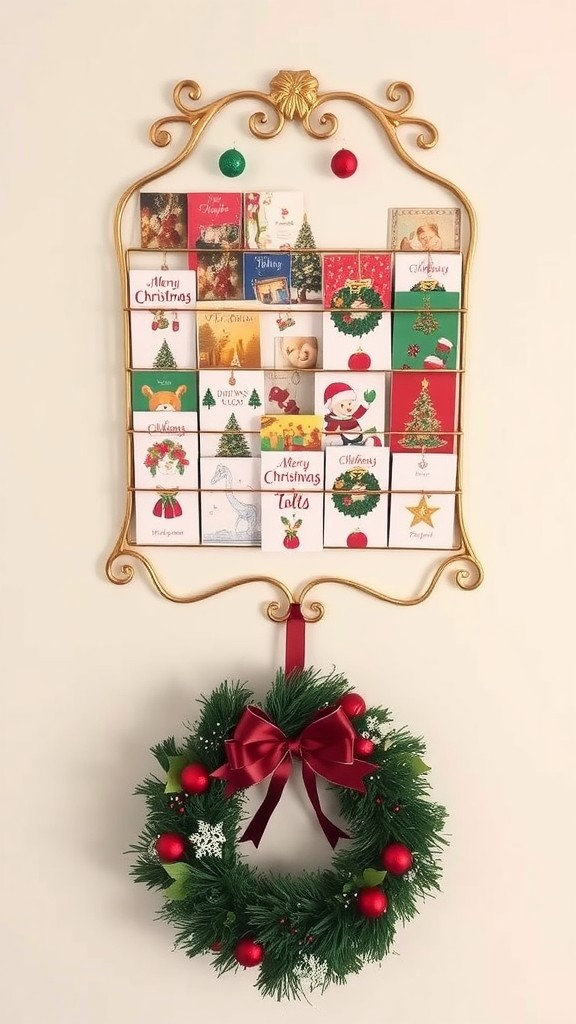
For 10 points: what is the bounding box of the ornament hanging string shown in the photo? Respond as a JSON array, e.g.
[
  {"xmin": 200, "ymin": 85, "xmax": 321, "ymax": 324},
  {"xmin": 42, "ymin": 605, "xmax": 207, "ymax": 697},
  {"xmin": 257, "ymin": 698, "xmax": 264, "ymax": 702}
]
[{"xmin": 285, "ymin": 603, "xmax": 306, "ymax": 677}]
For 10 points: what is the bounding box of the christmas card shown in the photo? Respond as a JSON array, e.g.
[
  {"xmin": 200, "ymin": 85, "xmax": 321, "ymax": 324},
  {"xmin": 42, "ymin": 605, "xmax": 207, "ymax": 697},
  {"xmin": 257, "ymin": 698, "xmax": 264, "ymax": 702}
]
[
  {"xmin": 131, "ymin": 370, "xmax": 198, "ymax": 433},
  {"xmin": 187, "ymin": 192, "xmax": 242, "ymax": 270},
  {"xmin": 259, "ymin": 309, "xmax": 322, "ymax": 370},
  {"xmin": 197, "ymin": 311, "xmax": 261, "ymax": 369},
  {"xmin": 133, "ymin": 431, "xmax": 198, "ymax": 490},
  {"xmin": 389, "ymin": 372, "xmax": 458, "ymax": 454},
  {"xmin": 322, "ymin": 254, "xmax": 391, "ymax": 371},
  {"xmin": 260, "ymin": 414, "xmax": 323, "ymax": 452},
  {"xmin": 243, "ymin": 252, "xmax": 291, "ymax": 303},
  {"xmin": 393, "ymin": 252, "xmax": 462, "ymax": 294},
  {"xmin": 260, "ymin": 450, "xmax": 324, "ymax": 552},
  {"xmin": 290, "ymin": 215, "xmax": 322, "ymax": 304},
  {"xmin": 129, "ymin": 269, "xmax": 196, "ymax": 311},
  {"xmin": 264, "ymin": 371, "xmax": 315, "ymax": 416},
  {"xmin": 244, "ymin": 191, "xmax": 304, "ymax": 250},
  {"xmin": 134, "ymin": 490, "xmax": 199, "ymax": 546},
  {"xmin": 392, "ymin": 291, "xmax": 460, "ymax": 370},
  {"xmin": 390, "ymin": 452, "xmax": 457, "ymax": 493},
  {"xmin": 140, "ymin": 193, "xmax": 187, "ymax": 250},
  {"xmin": 324, "ymin": 447, "xmax": 390, "ymax": 549},
  {"xmin": 388, "ymin": 490, "xmax": 456, "ymax": 549},
  {"xmin": 198, "ymin": 370, "xmax": 265, "ymax": 456},
  {"xmin": 388, "ymin": 208, "xmax": 461, "ymax": 252},
  {"xmin": 314, "ymin": 372, "xmax": 386, "ymax": 449},
  {"xmin": 197, "ymin": 250, "xmax": 243, "ymax": 302},
  {"xmin": 130, "ymin": 311, "xmax": 196, "ymax": 369},
  {"xmin": 200, "ymin": 457, "xmax": 261, "ymax": 546}
]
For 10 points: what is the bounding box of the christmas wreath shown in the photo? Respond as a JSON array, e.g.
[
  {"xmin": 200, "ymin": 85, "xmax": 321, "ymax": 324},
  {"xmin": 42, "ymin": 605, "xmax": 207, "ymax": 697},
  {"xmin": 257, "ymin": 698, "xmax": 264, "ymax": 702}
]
[
  {"xmin": 330, "ymin": 285, "xmax": 383, "ymax": 338},
  {"xmin": 131, "ymin": 669, "xmax": 447, "ymax": 1000},
  {"xmin": 331, "ymin": 469, "xmax": 381, "ymax": 518}
]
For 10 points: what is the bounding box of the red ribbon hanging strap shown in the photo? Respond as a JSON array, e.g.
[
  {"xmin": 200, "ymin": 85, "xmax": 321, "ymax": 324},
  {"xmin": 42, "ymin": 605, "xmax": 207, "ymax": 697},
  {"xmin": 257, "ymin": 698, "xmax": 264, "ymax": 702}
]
[{"xmin": 285, "ymin": 603, "xmax": 306, "ymax": 677}]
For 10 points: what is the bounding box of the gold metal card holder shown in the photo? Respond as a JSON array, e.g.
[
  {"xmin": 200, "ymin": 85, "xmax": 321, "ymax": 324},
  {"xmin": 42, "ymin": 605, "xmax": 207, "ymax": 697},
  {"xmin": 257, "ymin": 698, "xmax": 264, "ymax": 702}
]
[{"xmin": 106, "ymin": 71, "xmax": 483, "ymax": 621}]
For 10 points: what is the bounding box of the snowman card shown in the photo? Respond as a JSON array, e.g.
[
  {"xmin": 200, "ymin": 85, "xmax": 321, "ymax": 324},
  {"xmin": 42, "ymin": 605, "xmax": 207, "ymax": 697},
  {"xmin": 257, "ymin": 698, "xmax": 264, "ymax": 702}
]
[
  {"xmin": 244, "ymin": 191, "xmax": 304, "ymax": 251},
  {"xmin": 130, "ymin": 311, "xmax": 196, "ymax": 369},
  {"xmin": 129, "ymin": 269, "xmax": 196, "ymax": 310},
  {"xmin": 198, "ymin": 370, "xmax": 265, "ymax": 456},
  {"xmin": 264, "ymin": 371, "xmax": 315, "ymax": 416},
  {"xmin": 200, "ymin": 457, "xmax": 261, "ymax": 546},
  {"xmin": 131, "ymin": 371, "xmax": 198, "ymax": 433},
  {"xmin": 314, "ymin": 372, "xmax": 386, "ymax": 449},
  {"xmin": 259, "ymin": 309, "xmax": 323, "ymax": 370},
  {"xmin": 134, "ymin": 489, "xmax": 199, "ymax": 546},
  {"xmin": 322, "ymin": 254, "xmax": 391, "ymax": 371},
  {"xmin": 324, "ymin": 447, "xmax": 390, "ymax": 548},
  {"xmin": 260, "ymin": 449, "xmax": 324, "ymax": 552},
  {"xmin": 389, "ymin": 371, "xmax": 458, "ymax": 454}
]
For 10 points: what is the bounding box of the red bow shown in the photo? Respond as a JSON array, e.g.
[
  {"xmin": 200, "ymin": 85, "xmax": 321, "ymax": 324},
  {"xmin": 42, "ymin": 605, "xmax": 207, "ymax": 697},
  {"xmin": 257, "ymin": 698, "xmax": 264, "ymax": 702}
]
[{"xmin": 212, "ymin": 705, "xmax": 374, "ymax": 847}]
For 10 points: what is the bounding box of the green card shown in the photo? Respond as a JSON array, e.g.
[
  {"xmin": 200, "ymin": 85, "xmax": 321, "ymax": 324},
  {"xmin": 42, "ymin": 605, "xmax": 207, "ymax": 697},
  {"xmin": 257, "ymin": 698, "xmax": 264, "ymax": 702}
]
[{"xmin": 392, "ymin": 291, "xmax": 460, "ymax": 370}]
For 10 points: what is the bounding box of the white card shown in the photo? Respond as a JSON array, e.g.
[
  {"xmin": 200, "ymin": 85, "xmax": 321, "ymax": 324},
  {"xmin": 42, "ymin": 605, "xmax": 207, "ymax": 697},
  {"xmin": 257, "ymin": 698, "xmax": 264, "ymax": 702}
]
[
  {"xmin": 264, "ymin": 370, "xmax": 315, "ymax": 416},
  {"xmin": 130, "ymin": 311, "xmax": 196, "ymax": 369},
  {"xmin": 259, "ymin": 310, "xmax": 323, "ymax": 370},
  {"xmin": 260, "ymin": 450, "xmax": 324, "ymax": 552},
  {"xmin": 314, "ymin": 372, "xmax": 386, "ymax": 448},
  {"xmin": 245, "ymin": 191, "xmax": 304, "ymax": 250},
  {"xmin": 133, "ymin": 432, "xmax": 198, "ymax": 490},
  {"xmin": 391, "ymin": 453, "xmax": 457, "ymax": 492},
  {"xmin": 129, "ymin": 269, "xmax": 197, "ymax": 310},
  {"xmin": 198, "ymin": 370, "xmax": 265, "ymax": 456},
  {"xmin": 200, "ymin": 457, "xmax": 261, "ymax": 545},
  {"xmin": 322, "ymin": 311, "xmax": 390, "ymax": 371},
  {"xmin": 388, "ymin": 492, "xmax": 456, "ymax": 549},
  {"xmin": 134, "ymin": 490, "xmax": 199, "ymax": 545},
  {"xmin": 324, "ymin": 448, "xmax": 390, "ymax": 548},
  {"xmin": 393, "ymin": 253, "xmax": 462, "ymax": 294}
]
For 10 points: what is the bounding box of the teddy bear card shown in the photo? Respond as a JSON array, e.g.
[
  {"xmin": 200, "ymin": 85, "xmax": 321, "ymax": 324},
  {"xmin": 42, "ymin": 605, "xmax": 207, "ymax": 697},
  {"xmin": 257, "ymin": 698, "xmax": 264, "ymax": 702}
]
[
  {"xmin": 197, "ymin": 311, "xmax": 261, "ymax": 369},
  {"xmin": 130, "ymin": 311, "xmax": 196, "ymax": 370},
  {"xmin": 198, "ymin": 370, "xmax": 265, "ymax": 456},
  {"xmin": 243, "ymin": 252, "xmax": 291, "ymax": 303},
  {"xmin": 322, "ymin": 254, "xmax": 392, "ymax": 372},
  {"xmin": 260, "ymin": 418, "xmax": 324, "ymax": 552},
  {"xmin": 186, "ymin": 192, "xmax": 243, "ymax": 271},
  {"xmin": 314, "ymin": 372, "xmax": 386, "ymax": 449},
  {"xmin": 131, "ymin": 371, "xmax": 198, "ymax": 433},
  {"xmin": 200, "ymin": 457, "xmax": 261, "ymax": 546},
  {"xmin": 324, "ymin": 447, "xmax": 390, "ymax": 548}
]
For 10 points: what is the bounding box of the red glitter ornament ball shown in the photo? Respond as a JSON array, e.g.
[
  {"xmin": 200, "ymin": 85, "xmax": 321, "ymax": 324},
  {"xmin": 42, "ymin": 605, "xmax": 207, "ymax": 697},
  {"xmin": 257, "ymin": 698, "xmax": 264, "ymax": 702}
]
[
  {"xmin": 356, "ymin": 886, "xmax": 388, "ymax": 918},
  {"xmin": 354, "ymin": 735, "xmax": 375, "ymax": 758},
  {"xmin": 180, "ymin": 762, "xmax": 211, "ymax": 794},
  {"xmin": 339, "ymin": 692, "xmax": 367, "ymax": 718},
  {"xmin": 380, "ymin": 841, "xmax": 413, "ymax": 875},
  {"xmin": 155, "ymin": 832, "xmax": 186, "ymax": 862},
  {"xmin": 234, "ymin": 937, "xmax": 265, "ymax": 968},
  {"xmin": 331, "ymin": 148, "xmax": 358, "ymax": 178}
]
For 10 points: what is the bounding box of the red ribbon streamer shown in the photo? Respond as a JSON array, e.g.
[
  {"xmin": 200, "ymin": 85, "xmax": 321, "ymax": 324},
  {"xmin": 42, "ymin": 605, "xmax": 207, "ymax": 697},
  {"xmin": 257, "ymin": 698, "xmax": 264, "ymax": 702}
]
[
  {"xmin": 285, "ymin": 603, "xmax": 306, "ymax": 677},
  {"xmin": 212, "ymin": 705, "xmax": 374, "ymax": 847}
]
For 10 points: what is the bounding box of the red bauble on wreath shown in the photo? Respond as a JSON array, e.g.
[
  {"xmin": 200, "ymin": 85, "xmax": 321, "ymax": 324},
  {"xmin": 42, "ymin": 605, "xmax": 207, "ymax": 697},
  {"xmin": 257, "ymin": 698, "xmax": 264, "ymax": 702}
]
[
  {"xmin": 155, "ymin": 832, "xmax": 186, "ymax": 862},
  {"xmin": 339, "ymin": 692, "xmax": 367, "ymax": 718},
  {"xmin": 180, "ymin": 762, "xmax": 211, "ymax": 794},
  {"xmin": 234, "ymin": 937, "xmax": 265, "ymax": 967},
  {"xmin": 331, "ymin": 148, "xmax": 358, "ymax": 178},
  {"xmin": 380, "ymin": 841, "xmax": 413, "ymax": 875},
  {"xmin": 356, "ymin": 886, "xmax": 388, "ymax": 918},
  {"xmin": 354, "ymin": 735, "xmax": 375, "ymax": 758}
]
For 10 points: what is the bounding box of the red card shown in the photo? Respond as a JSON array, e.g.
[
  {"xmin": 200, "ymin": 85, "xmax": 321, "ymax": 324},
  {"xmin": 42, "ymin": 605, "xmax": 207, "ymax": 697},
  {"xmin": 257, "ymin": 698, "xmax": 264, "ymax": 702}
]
[
  {"xmin": 389, "ymin": 371, "xmax": 458, "ymax": 453},
  {"xmin": 323, "ymin": 254, "xmax": 391, "ymax": 308},
  {"xmin": 187, "ymin": 193, "xmax": 243, "ymax": 270}
]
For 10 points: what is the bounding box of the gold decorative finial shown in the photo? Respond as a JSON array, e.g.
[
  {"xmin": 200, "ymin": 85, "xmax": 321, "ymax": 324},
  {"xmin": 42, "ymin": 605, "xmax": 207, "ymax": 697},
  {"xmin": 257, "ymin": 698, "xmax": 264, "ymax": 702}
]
[{"xmin": 269, "ymin": 70, "xmax": 319, "ymax": 120}]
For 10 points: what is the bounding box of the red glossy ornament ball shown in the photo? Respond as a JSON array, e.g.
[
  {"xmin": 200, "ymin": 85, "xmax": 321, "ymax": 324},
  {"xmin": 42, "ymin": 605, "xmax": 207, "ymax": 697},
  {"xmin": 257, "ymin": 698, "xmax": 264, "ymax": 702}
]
[
  {"xmin": 356, "ymin": 886, "xmax": 388, "ymax": 918},
  {"xmin": 234, "ymin": 937, "xmax": 265, "ymax": 968},
  {"xmin": 339, "ymin": 692, "xmax": 367, "ymax": 718},
  {"xmin": 155, "ymin": 832, "xmax": 186, "ymax": 862},
  {"xmin": 354, "ymin": 735, "xmax": 375, "ymax": 757},
  {"xmin": 380, "ymin": 841, "xmax": 413, "ymax": 875},
  {"xmin": 348, "ymin": 349, "xmax": 371, "ymax": 371},
  {"xmin": 331, "ymin": 148, "xmax": 358, "ymax": 178},
  {"xmin": 347, "ymin": 530, "xmax": 368, "ymax": 549},
  {"xmin": 180, "ymin": 762, "xmax": 211, "ymax": 794}
]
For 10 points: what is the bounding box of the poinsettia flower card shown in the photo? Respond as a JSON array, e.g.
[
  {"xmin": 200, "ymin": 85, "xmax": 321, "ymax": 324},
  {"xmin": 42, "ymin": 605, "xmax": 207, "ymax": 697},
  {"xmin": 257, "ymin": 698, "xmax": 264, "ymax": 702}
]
[
  {"xmin": 393, "ymin": 252, "xmax": 462, "ymax": 294},
  {"xmin": 389, "ymin": 371, "xmax": 458, "ymax": 455},
  {"xmin": 322, "ymin": 254, "xmax": 391, "ymax": 371},
  {"xmin": 131, "ymin": 371, "xmax": 198, "ymax": 433},
  {"xmin": 198, "ymin": 370, "xmax": 265, "ymax": 456},
  {"xmin": 243, "ymin": 253, "xmax": 291, "ymax": 303},
  {"xmin": 197, "ymin": 311, "xmax": 261, "ymax": 369},
  {"xmin": 200, "ymin": 457, "xmax": 261, "ymax": 546},
  {"xmin": 129, "ymin": 269, "xmax": 196, "ymax": 311},
  {"xmin": 314, "ymin": 372, "xmax": 386, "ymax": 449},
  {"xmin": 260, "ymin": 450, "xmax": 324, "ymax": 552},
  {"xmin": 324, "ymin": 447, "xmax": 390, "ymax": 548},
  {"xmin": 130, "ymin": 311, "xmax": 196, "ymax": 369},
  {"xmin": 259, "ymin": 309, "xmax": 322, "ymax": 370},
  {"xmin": 132, "ymin": 432, "xmax": 198, "ymax": 490},
  {"xmin": 140, "ymin": 193, "xmax": 187, "ymax": 250},
  {"xmin": 187, "ymin": 192, "xmax": 242, "ymax": 270},
  {"xmin": 244, "ymin": 191, "xmax": 304, "ymax": 250},
  {"xmin": 264, "ymin": 371, "xmax": 315, "ymax": 416},
  {"xmin": 134, "ymin": 490, "xmax": 199, "ymax": 546}
]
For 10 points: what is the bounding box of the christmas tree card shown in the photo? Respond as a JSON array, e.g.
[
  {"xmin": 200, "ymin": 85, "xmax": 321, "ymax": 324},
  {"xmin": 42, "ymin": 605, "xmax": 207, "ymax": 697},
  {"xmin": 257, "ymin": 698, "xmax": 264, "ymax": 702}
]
[
  {"xmin": 130, "ymin": 311, "xmax": 196, "ymax": 369},
  {"xmin": 314, "ymin": 372, "xmax": 386, "ymax": 448},
  {"xmin": 392, "ymin": 291, "xmax": 460, "ymax": 370},
  {"xmin": 389, "ymin": 372, "xmax": 458, "ymax": 454},
  {"xmin": 140, "ymin": 193, "xmax": 187, "ymax": 250},
  {"xmin": 198, "ymin": 370, "xmax": 265, "ymax": 456},
  {"xmin": 291, "ymin": 215, "xmax": 322, "ymax": 304},
  {"xmin": 197, "ymin": 311, "xmax": 261, "ymax": 369},
  {"xmin": 393, "ymin": 252, "xmax": 462, "ymax": 294},
  {"xmin": 129, "ymin": 269, "xmax": 196, "ymax": 311},
  {"xmin": 387, "ymin": 208, "xmax": 461, "ymax": 252},
  {"xmin": 134, "ymin": 490, "xmax": 199, "ymax": 546},
  {"xmin": 322, "ymin": 254, "xmax": 391, "ymax": 371},
  {"xmin": 324, "ymin": 447, "xmax": 390, "ymax": 548},
  {"xmin": 131, "ymin": 370, "xmax": 198, "ymax": 433},
  {"xmin": 260, "ymin": 450, "xmax": 324, "ymax": 552},
  {"xmin": 264, "ymin": 371, "xmax": 315, "ymax": 416},
  {"xmin": 244, "ymin": 191, "xmax": 304, "ymax": 250},
  {"xmin": 259, "ymin": 309, "xmax": 322, "ymax": 370},
  {"xmin": 260, "ymin": 414, "xmax": 323, "ymax": 452},
  {"xmin": 187, "ymin": 192, "xmax": 242, "ymax": 270},
  {"xmin": 388, "ymin": 461, "xmax": 456, "ymax": 549},
  {"xmin": 243, "ymin": 252, "xmax": 291, "ymax": 303},
  {"xmin": 133, "ymin": 431, "xmax": 198, "ymax": 490},
  {"xmin": 200, "ymin": 457, "xmax": 261, "ymax": 546},
  {"xmin": 197, "ymin": 250, "xmax": 243, "ymax": 301}
]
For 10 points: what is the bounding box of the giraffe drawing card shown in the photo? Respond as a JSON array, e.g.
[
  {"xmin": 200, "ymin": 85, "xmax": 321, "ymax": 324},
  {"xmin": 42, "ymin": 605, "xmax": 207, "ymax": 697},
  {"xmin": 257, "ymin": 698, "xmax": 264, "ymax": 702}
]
[
  {"xmin": 264, "ymin": 370, "xmax": 315, "ymax": 416},
  {"xmin": 388, "ymin": 491, "xmax": 456, "ymax": 549},
  {"xmin": 134, "ymin": 489, "xmax": 199, "ymax": 546},
  {"xmin": 244, "ymin": 191, "xmax": 304, "ymax": 250},
  {"xmin": 198, "ymin": 370, "xmax": 265, "ymax": 456},
  {"xmin": 324, "ymin": 447, "xmax": 390, "ymax": 548},
  {"xmin": 129, "ymin": 269, "xmax": 196, "ymax": 310},
  {"xmin": 393, "ymin": 252, "xmax": 462, "ymax": 294},
  {"xmin": 314, "ymin": 372, "xmax": 386, "ymax": 449},
  {"xmin": 389, "ymin": 371, "xmax": 458, "ymax": 454},
  {"xmin": 200, "ymin": 457, "xmax": 261, "ymax": 546},
  {"xmin": 260, "ymin": 450, "xmax": 324, "ymax": 552},
  {"xmin": 130, "ymin": 311, "xmax": 196, "ymax": 369},
  {"xmin": 322, "ymin": 254, "xmax": 391, "ymax": 371},
  {"xmin": 243, "ymin": 252, "xmax": 291, "ymax": 303},
  {"xmin": 131, "ymin": 371, "xmax": 198, "ymax": 433},
  {"xmin": 197, "ymin": 311, "xmax": 261, "ymax": 369}
]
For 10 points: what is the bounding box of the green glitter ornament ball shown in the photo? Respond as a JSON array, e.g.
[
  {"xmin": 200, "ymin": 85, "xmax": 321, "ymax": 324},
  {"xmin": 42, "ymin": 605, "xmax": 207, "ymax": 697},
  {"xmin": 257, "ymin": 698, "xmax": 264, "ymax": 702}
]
[{"xmin": 218, "ymin": 148, "xmax": 246, "ymax": 178}]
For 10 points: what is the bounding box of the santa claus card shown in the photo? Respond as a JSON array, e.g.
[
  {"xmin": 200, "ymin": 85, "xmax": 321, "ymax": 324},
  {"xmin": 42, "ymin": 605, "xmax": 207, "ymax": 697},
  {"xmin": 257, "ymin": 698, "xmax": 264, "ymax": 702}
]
[
  {"xmin": 260, "ymin": 450, "xmax": 324, "ymax": 552},
  {"xmin": 314, "ymin": 372, "xmax": 386, "ymax": 449},
  {"xmin": 324, "ymin": 447, "xmax": 390, "ymax": 549},
  {"xmin": 198, "ymin": 370, "xmax": 265, "ymax": 456},
  {"xmin": 393, "ymin": 252, "xmax": 462, "ymax": 294},
  {"xmin": 129, "ymin": 270, "xmax": 196, "ymax": 311},
  {"xmin": 187, "ymin": 192, "xmax": 242, "ymax": 270},
  {"xmin": 197, "ymin": 311, "xmax": 261, "ymax": 369},
  {"xmin": 244, "ymin": 191, "xmax": 304, "ymax": 251},
  {"xmin": 392, "ymin": 290, "xmax": 460, "ymax": 371},
  {"xmin": 130, "ymin": 311, "xmax": 196, "ymax": 370},
  {"xmin": 389, "ymin": 372, "xmax": 458, "ymax": 454},
  {"xmin": 259, "ymin": 309, "xmax": 322, "ymax": 370},
  {"xmin": 131, "ymin": 370, "xmax": 198, "ymax": 433},
  {"xmin": 264, "ymin": 371, "xmax": 315, "ymax": 417},
  {"xmin": 200, "ymin": 457, "xmax": 261, "ymax": 546},
  {"xmin": 322, "ymin": 254, "xmax": 391, "ymax": 371},
  {"xmin": 134, "ymin": 490, "xmax": 199, "ymax": 546}
]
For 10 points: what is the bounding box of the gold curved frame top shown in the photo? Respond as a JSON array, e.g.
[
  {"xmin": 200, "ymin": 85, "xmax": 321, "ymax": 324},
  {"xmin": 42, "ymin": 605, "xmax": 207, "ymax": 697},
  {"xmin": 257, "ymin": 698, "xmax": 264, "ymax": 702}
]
[{"xmin": 106, "ymin": 71, "xmax": 483, "ymax": 621}]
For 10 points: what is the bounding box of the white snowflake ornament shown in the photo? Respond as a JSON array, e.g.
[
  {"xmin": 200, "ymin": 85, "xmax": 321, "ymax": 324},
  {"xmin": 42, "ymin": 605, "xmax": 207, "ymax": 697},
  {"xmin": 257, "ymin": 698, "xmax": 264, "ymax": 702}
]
[
  {"xmin": 294, "ymin": 954, "xmax": 329, "ymax": 991},
  {"xmin": 189, "ymin": 820, "xmax": 226, "ymax": 859}
]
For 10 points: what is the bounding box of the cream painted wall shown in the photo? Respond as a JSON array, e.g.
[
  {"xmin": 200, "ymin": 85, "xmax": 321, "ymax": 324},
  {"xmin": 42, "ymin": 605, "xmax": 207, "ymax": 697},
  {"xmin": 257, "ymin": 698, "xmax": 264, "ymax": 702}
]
[{"xmin": 2, "ymin": 1, "xmax": 575, "ymax": 1021}]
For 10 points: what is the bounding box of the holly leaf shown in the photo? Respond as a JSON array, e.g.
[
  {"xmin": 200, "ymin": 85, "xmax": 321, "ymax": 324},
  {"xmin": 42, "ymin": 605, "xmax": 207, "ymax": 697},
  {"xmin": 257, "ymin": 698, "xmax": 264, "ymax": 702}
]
[
  {"xmin": 406, "ymin": 754, "xmax": 430, "ymax": 776},
  {"xmin": 164, "ymin": 754, "xmax": 188, "ymax": 793},
  {"xmin": 281, "ymin": 516, "xmax": 290, "ymax": 526},
  {"xmin": 163, "ymin": 862, "xmax": 193, "ymax": 901},
  {"xmin": 363, "ymin": 389, "xmax": 376, "ymax": 404},
  {"xmin": 361, "ymin": 868, "xmax": 387, "ymax": 887},
  {"xmin": 163, "ymin": 879, "xmax": 190, "ymax": 901}
]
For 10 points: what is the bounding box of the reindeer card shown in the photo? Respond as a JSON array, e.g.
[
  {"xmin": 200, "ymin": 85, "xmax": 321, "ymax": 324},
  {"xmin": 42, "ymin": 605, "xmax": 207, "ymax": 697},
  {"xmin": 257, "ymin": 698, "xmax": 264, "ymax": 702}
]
[
  {"xmin": 323, "ymin": 447, "xmax": 390, "ymax": 548},
  {"xmin": 130, "ymin": 311, "xmax": 196, "ymax": 369},
  {"xmin": 314, "ymin": 372, "xmax": 386, "ymax": 449},
  {"xmin": 322, "ymin": 254, "xmax": 391, "ymax": 371},
  {"xmin": 244, "ymin": 191, "xmax": 304, "ymax": 250},
  {"xmin": 197, "ymin": 311, "xmax": 261, "ymax": 369},
  {"xmin": 198, "ymin": 370, "xmax": 265, "ymax": 456},
  {"xmin": 134, "ymin": 490, "xmax": 199, "ymax": 546},
  {"xmin": 264, "ymin": 371, "xmax": 315, "ymax": 416},
  {"xmin": 259, "ymin": 309, "xmax": 322, "ymax": 370},
  {"xmin": 131, "ymin": 371, "xmax": 198, "ymax": 433},
  {"xmin": 129, "ymin": 269, "xmax": 196, "ymax": 310},
  {"xmin": 260, "ymin": 450, "xmax": 324, "ymax": 552},
  {"xmin": 200, "ymin": 457, "xmax": 261, "ymax": 546}
]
